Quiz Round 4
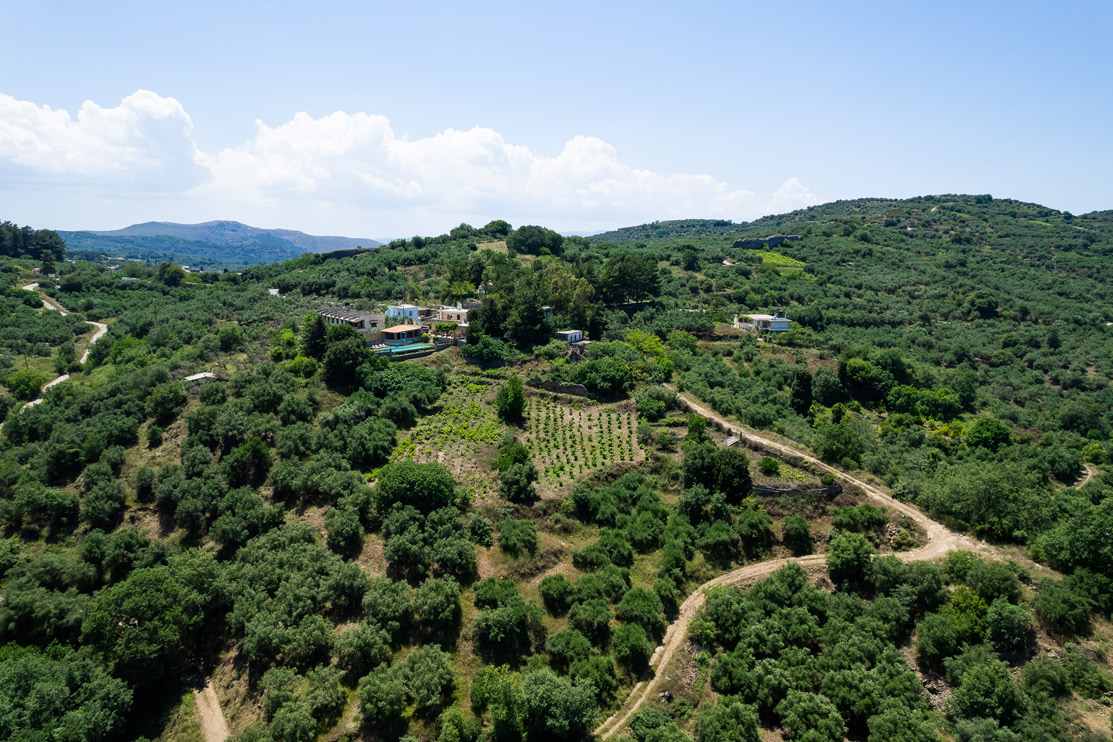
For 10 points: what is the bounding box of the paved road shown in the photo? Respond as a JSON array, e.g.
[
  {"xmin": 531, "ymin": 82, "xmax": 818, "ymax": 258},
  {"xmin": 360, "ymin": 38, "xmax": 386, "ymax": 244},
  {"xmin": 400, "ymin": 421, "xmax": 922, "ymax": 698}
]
[{"xmin": 592, "ymin": 391, "xmax": 991, "ymax": 739}]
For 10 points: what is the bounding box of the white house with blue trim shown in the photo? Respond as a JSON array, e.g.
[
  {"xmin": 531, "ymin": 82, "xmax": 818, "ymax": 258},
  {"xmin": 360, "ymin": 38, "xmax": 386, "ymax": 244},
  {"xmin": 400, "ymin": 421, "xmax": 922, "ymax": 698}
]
[
  {"xmin": 745, "ymin": 310, "xmax": 791, "ymax": 332},
  {"xmin": 386, "ymin": 304, "xmax": 420, "ymax": 324}
]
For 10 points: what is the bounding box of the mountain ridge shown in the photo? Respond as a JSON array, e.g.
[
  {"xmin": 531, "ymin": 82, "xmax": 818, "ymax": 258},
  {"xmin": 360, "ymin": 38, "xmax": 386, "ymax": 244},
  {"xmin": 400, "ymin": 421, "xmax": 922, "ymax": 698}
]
[
  {"xmin": 58, "ymin": 220, "xmax": 381, "ymax": 270},
  {"xmin": 80, "ymin": 220, "xmax": 379, "ymax": 252}
]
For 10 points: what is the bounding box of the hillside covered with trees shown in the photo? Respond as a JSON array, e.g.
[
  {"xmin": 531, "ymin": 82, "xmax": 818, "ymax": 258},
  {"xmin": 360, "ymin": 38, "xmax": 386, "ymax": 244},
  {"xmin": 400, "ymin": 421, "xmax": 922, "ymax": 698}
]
[{"xmin": 0, "ymin": 195, "xmax": 1111, "ymax": 742}]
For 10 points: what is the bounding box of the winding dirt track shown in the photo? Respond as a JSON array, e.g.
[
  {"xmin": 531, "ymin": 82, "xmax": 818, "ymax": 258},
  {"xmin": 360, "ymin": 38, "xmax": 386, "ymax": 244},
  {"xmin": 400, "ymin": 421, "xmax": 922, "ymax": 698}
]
[
  {"xmin": 592, "ymin": 392, "xmax": 992, "ymax": 739},
  {"xmin": 1075, "ymin": 463, "xmax": 1096, "ymax": 490},
  {"xmin": 17, "ymin": 284, "xmax": 108, "ymax": 409}
]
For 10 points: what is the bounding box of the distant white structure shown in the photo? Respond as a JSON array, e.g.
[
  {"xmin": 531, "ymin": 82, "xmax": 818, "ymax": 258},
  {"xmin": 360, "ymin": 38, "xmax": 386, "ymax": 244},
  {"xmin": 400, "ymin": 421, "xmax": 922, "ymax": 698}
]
[
  {"xmin": 554, "ymin": 329, "xmax": 584, "ymax": 343},
  {"xmin": 744, "ymin": 310, "xmax": 791, "ymax": 332}
]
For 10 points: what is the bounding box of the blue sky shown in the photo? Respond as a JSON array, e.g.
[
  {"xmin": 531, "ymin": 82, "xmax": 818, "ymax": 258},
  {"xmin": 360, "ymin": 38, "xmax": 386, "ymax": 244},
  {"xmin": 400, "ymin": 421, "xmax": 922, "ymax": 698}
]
[{"xmin": 1, "ymin": 1, "xmax": 1110, "ymax": 237}]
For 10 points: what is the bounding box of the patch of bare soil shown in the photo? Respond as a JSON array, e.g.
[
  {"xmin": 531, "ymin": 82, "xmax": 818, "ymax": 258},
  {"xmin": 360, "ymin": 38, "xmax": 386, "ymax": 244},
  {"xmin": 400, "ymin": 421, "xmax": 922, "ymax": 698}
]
[
  {"xmin": 300, "ymin": 505, "xmax": 327, "ymax": 539},
  {"xmin": 193, "ymin": 681, "xmax": 230, "ymax": 742},
  {"xmin": 210, "ymin": 649, "xmax": 264, "ymax": 737},
  {"xmin": 358, "ymin": 533, "xmax": 387, "ymax": 577},
  {"xmin": 476, "ymin": 545, "xmax": 497, "ymax": 580},
  {"xmin": 664, "ymin": 641, "xmax": 701, "ymax": 698},
  {"xmin": 124, "ymin": 506, "xmax": 171, "ymax": 540},
  {"xmin": 321, "ymin": 695, "xmax": 362, "ymax": 741}
]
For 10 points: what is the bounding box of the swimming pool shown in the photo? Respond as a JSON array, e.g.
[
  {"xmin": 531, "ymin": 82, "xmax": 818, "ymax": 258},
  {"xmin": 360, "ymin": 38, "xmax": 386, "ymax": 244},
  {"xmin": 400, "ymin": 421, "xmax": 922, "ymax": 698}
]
[{"xmin": 379, "ymin": 343, "xmax": 434, "ymax": 354}]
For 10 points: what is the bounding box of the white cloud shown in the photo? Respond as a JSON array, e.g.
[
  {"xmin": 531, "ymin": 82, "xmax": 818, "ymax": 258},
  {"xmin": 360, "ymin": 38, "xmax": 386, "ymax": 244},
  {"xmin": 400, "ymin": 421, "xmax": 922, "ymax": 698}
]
[
  {"xmin": 768, "ymin": 177, "xmax": 819, "ymax": 215},
  {"xmin": 0, "ymin": 89, "xmax": 818, "ymax": 232},
  {"xmin": 0, "ymin": 90, "xmax": 205, "ymax": 191}
]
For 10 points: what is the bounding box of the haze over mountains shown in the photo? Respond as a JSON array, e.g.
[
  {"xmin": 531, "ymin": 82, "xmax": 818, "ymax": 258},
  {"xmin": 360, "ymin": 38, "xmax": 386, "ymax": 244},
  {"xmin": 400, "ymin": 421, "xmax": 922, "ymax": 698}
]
[{"xmin": 58, "ymin": 220, "xmax": 381, "ymax": 270}]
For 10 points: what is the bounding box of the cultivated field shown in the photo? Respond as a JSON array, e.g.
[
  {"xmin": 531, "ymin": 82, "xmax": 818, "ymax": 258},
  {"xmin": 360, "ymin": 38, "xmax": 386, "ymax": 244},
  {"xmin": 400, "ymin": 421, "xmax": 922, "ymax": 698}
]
[
  {"xmin": 521, "ymin": 393, "xmax": 643, "ymax": 495},
  {"xmin": 390, "ymin": 375, "xmax": 505, "ymax": 501}
]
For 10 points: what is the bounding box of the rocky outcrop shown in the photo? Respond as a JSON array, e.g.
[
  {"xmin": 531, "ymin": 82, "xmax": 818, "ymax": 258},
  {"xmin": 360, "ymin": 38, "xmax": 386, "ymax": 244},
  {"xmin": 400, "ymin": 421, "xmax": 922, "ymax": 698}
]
[
  {"xmin": 527, "ymin": 377, "xmax": 593, "ymax": 397},
  {"xmin": 731, "ymin": 234, "xmax": 801, "ymax": 249}
]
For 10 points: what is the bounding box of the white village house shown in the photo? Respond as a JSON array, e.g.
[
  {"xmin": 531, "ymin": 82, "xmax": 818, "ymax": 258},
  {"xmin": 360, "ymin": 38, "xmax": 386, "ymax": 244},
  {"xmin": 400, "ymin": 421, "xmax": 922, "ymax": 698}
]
[
  {"xmin": 386, "ymin": 304, "xmax": 421, "ymax": 324},
  {"xmin": 743, "ymin": 310, "xmax": 791, "ymax": 332}
]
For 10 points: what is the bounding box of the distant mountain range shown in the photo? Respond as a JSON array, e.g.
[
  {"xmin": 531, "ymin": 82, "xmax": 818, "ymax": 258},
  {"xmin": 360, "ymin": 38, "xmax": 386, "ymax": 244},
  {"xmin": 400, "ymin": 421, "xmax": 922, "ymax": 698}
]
[{"xmin": 59, "ymin": 220, "xmax": 381, "ymax": 270}]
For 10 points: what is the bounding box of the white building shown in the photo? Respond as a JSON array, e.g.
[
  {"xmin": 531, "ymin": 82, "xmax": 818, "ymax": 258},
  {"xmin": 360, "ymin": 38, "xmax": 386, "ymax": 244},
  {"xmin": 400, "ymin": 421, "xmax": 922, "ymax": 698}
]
[
  {"xmin": 436, "ymin": 305, "xmax": 469, "ymax": 324},
  {"xmin": 386, "ymin": 304, "xmax": 421, "ymax": 324},
  {"xmin": 744, "ymin": 310, "xmax": 791, "ymax": 332},
  {"xmin": 554, "ymin": 329, "xmax": 584, "ymax": 343}
]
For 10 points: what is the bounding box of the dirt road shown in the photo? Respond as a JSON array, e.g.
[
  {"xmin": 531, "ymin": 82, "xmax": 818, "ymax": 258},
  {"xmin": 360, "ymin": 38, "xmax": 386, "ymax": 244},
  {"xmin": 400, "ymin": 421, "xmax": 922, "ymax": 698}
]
[
  {"xmin": 1075, "ymin": 463, "xmax": 1096, "ymax": 490},
  {"xmin": 80, "ymin": 321, "xmax": 108, "ymax": 363},
  {"xmin": 592, "ymin": 392, "xmax": 989, "ymax": 739},
  {"xmin": 194, "ymin": 682, "xmax": 230, "ymax": 742},
  {"xmin": 18, "ymin": 284, "xmax": 108, "ymax": 410}
]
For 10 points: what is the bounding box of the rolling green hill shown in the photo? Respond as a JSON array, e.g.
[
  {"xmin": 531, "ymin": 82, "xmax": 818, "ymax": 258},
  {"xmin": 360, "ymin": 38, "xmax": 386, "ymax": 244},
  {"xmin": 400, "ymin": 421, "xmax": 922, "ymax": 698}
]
[{"xmin": 1, "ymin": 200, "xmax": 1112, "ymax": 742}]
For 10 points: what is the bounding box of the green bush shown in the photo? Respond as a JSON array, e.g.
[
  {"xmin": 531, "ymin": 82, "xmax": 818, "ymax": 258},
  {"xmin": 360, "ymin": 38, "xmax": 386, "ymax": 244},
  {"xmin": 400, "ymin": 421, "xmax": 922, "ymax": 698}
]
[
  {"xmin": 1064, "ymin": 652, "xmax": 1113, "ymax": 699},
  {"xmin": 497, "ymin": 518, "xmax": 538, "ymax": 557},
  {"xmin": 1032, "ymin": 578, "xmax": 1092, "ymax": 636},
  {"xmin": 781, "ymin": 515, "xmax": 812, "ymax": 556},
  {"xmin": 948, "ymin": 659, "xmax": 1022, "ymax": 725},
  {"xmin": 540, "ymin": 574, "xmax": 573, "ymax": 615},
  {"xmin": 985, "ymin": 598, "xmax": 1034, "ymax": 652},
  {"xmin": 376, "ymin": 462, "xmax": 456, "ymax": 514},
  {"xmin": 3, "ymin": 369, "xmax": 47, "ymax": 400},
  {"xmin": 499, "ymin": 461, "xmax": 538, "ymax": 503},
  {"xmin": 612, "ymin": 623, "xmax": 653, "ymax": 672},
  {"xmin": 825, "ymin": 530, "xmax": 876, "ymax": 591},
  {"xmin": 495, "ymin": 375, "xmax": 525, "ymax": 420}
]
